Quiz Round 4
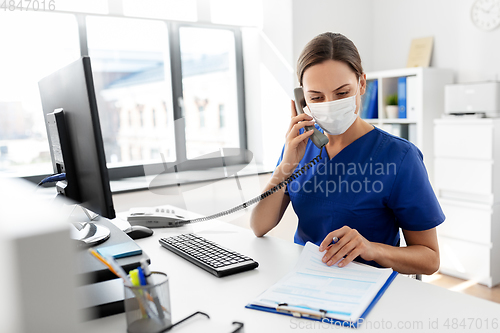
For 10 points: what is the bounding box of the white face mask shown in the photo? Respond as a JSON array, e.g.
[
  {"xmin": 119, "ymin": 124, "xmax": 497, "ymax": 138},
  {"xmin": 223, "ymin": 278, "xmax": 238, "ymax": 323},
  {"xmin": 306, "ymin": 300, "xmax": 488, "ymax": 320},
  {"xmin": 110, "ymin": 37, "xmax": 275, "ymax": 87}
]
[{"xmin": 304, "ymin": 78, "xmax": 360, "ymax": 135}]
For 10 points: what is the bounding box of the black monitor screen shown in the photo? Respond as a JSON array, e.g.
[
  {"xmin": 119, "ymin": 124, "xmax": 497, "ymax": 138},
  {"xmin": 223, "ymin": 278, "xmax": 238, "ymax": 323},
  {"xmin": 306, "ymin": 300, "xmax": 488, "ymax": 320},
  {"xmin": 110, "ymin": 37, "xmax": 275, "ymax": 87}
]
[{"xmin": 39, "ymin": 56, "xmax": 115, "ymax": 219}]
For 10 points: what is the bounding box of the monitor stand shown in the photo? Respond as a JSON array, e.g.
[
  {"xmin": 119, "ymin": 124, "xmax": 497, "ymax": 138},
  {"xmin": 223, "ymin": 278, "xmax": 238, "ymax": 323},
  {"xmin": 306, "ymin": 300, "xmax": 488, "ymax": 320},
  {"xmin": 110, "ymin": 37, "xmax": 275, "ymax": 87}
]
[
  {"xmin": 52, "ymin": 192, "xmax": 110, "ymax": 246},
  {"xmin": 68, "ymin": 204, "xmax": 111, "ymax": 246}
]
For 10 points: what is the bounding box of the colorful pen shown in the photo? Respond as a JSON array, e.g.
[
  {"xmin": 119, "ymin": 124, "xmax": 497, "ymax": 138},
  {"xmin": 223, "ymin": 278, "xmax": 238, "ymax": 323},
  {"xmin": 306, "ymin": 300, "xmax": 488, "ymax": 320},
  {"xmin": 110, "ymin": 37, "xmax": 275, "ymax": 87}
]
[
  {"xmin": 129, "ymin": 269, "xmax": 141, "ymax": 287},
  {"xmin": 140, "ymin": 259, "xmax": 165, "ymax": 319},
  {"xmin": 89, "ymin": 248, "xmax": 154, "ymax": 318},
  {"xmin": 137, "ymin": 267, "xmax": 147, "ymax": 286},
  {"xmin": 88, "ymin": 248, "xmax": 129, "ymax": 284},
  {"xmin": 129, "ymin": 268, "xmax": 151, "ymax": 318}
]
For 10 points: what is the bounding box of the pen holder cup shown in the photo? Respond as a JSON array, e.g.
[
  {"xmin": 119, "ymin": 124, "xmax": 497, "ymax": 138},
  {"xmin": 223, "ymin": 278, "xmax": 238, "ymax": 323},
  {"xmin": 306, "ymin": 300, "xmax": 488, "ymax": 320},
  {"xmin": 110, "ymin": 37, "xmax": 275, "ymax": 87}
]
[{"xmin": 124, "ymin": 271, "xmax": 172, "ymax": 333}]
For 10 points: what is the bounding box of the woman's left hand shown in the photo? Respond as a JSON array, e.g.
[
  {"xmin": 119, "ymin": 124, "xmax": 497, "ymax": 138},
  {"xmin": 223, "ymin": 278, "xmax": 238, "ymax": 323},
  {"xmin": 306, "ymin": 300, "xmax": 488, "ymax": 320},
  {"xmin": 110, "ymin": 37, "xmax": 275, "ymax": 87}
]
[{"xmin": 319, "ymin": 226, "xmax": 378, "ymax": 267}]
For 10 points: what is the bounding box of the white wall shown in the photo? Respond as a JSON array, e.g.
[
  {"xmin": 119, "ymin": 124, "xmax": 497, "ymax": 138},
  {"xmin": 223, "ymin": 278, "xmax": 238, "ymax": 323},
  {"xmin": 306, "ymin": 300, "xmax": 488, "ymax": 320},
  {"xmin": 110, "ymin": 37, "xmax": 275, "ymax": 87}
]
[
  {"xmin": 243, "ymin": 0, "xmax": 295, "ymax": 167},
  {"xmin": 292, "ymin": 0, "xmax": 374, "ymax": 79},
  {"xmin": 245, "ymin": 0, "xmax": 500, "ymax": 169},
  {"xmin": 291, "ymin": 0, "xmax": 500, "ymax": 83},
  {"xmin": 372, "ymin": 0, "xmax": 500, "ymax": 83}
]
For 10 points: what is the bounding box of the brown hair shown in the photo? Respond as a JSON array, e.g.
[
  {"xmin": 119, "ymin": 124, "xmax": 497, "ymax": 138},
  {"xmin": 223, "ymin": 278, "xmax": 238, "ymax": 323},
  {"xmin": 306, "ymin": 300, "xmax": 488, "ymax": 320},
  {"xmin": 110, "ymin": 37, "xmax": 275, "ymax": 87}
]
[{"xmin": 297, "ymin": 32, "xmax": 363, "ymax": 86}]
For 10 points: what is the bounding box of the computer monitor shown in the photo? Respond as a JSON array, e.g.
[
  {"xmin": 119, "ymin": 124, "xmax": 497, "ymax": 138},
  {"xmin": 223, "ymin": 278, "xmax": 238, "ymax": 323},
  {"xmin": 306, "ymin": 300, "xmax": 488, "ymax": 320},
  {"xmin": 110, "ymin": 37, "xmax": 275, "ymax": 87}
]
[{"xmin": 38, "ymin": 56, "xmax": 115, "ymax": 245}]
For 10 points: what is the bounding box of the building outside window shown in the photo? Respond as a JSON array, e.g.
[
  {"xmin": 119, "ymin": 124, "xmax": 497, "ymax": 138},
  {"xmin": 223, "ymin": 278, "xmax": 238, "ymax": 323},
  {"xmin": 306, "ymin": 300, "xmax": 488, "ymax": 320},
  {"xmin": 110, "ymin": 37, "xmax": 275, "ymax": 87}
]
[
  {"xmin": 0, "ymin": 4, "xmax": 248, "ymax": 181},
  {"xmin": 219, "ymin": 104, "xmax": 225, "ymax": 128}
]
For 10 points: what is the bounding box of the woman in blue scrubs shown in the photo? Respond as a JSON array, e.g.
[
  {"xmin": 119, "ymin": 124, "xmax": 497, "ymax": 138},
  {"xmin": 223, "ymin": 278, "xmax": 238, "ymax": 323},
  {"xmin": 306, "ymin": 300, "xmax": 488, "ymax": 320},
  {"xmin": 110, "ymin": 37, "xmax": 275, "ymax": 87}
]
[{"xmin": 250, "ymin": 32, "xmax": 444, "ymax": 275}]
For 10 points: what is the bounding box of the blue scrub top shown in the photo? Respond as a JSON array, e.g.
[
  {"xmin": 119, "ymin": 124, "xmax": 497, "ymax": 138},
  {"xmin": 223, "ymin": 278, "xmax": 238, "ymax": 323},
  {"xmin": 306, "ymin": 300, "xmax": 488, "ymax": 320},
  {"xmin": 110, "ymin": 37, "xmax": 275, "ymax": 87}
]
[{"xmin": 276, "ymin": 126, "xmax": 445, "ymax": 266}]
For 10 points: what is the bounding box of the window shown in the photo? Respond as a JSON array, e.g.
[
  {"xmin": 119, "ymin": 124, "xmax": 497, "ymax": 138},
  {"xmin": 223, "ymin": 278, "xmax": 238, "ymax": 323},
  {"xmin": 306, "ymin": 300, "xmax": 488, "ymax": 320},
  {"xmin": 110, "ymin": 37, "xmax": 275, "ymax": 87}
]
[
  {"xmin": 1, "ymin": 10, "xmax": 247, "ymax": 182},
  {"xmin": 179, "ymin": 27, "xmax": 241, "ymax": 159},
  {"xmin": 128, "ymin": 110, "xmax": 133, "ymax": 128},
  {"xmin": 54, "ymin": 0, "xmax": 108, "ymax": 14},
  {"xmin": 210, "ymin": 0, "xmax": 263, "ymax": 27},
  {"xmin": 139, "ymin": 106, "xmax": 144, "ymax": 127},
  {"xmin": 123, "ymin": 0, "xmax": 197, "ymax": 21},
  {"xmin": 0, "ymin": 11, "xmax": 80, "ymax": 177},
  {"xmin": 198, "ymin": 105, "xmax": 206, "ymax": 128},
  {"xmin": 219, "ymin": 104, "xmax": 225, "ymax": 128},
  {"xmin": 86, "ymin": 16, "xmax": 176, "ymax": 166}
]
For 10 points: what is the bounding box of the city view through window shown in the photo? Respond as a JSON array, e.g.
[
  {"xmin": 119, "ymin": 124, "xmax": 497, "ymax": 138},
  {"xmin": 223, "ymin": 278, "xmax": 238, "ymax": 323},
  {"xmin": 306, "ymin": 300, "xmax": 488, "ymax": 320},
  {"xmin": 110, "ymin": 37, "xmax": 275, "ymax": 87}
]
[{"xmin": 0, "ymin": 12, "xmax": 242, "ymax": 178}]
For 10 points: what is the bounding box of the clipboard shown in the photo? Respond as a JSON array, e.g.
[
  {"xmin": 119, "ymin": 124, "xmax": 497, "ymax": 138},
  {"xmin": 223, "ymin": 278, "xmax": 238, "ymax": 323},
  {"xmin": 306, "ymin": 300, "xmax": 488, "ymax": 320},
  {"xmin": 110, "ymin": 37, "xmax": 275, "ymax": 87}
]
[
  {"xmin": 245, "ymin": 242, "xmax": 399, "ymax": 328},
  {"xmin": 245, "ymin": 270, "xmax": 398, "ymax": 328}
]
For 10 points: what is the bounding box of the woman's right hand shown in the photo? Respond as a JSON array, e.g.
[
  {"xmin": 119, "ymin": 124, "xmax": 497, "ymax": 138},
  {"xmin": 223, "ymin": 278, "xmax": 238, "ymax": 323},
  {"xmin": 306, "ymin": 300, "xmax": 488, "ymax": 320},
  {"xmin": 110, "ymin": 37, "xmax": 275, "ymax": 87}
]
[{"xmin": 280, "ymin": 100, "xmax": 316, "ymax": 175}]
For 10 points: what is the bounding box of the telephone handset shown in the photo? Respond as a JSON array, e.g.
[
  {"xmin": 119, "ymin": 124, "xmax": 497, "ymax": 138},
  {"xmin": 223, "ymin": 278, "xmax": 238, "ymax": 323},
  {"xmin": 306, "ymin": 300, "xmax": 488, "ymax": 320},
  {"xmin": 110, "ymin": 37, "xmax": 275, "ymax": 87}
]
[
  {"xmin": 133, "ymin": 90, "xmax": 325, "ymax": 227},
  {"xmin": 293, "ymin": 87, "xmax": 329, "ymax": 149}
]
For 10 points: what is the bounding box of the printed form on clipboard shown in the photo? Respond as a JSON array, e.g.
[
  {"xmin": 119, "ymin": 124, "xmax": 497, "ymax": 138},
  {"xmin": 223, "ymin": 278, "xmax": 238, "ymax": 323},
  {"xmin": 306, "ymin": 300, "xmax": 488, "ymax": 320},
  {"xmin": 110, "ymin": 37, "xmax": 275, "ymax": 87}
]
[{"xmin": 246, "ymin": 242, "xmax": 398, "ymax": 328}]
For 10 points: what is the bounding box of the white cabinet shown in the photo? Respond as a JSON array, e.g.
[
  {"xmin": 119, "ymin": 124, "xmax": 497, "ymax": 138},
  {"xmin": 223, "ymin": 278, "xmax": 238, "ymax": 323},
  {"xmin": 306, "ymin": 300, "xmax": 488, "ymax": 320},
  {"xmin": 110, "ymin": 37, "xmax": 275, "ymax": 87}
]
[
  {"xmin": 365, "ymin": 67, "xmax": 453, "ymax": 182},
  {"xmin": 434, "ymin": 118, "xmax": 500, "ymax": 287}
]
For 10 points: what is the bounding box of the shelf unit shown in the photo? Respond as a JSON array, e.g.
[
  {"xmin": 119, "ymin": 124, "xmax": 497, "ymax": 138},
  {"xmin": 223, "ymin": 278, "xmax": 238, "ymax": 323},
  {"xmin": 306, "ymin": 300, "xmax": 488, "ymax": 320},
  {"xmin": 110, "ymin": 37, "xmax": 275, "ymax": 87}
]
[{"xmin": 364, "ymin": 67, "xmax": 454, "ymax": 183}]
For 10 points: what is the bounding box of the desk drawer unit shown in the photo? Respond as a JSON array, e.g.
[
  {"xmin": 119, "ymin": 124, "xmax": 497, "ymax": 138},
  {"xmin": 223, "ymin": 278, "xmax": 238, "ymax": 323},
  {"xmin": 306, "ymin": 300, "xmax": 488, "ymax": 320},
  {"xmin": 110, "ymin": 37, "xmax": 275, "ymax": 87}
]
[
  {"xmin": 434, "ymin": 118, "xmax": 500, "ymax": 287},
  {"xmin": 434, "ymin": 158, "xmax": 494, "ymax": 201},
  {"xmin": 438, "ymin": 236, "xmax": 494, "ymax": 287},
  {"xmin": 437, "ymin": 200, "xmax": 492, "ymax": 244},
  {"xmin": 434, "ymin": 121, "xmax": 493, "ymax": 159}
]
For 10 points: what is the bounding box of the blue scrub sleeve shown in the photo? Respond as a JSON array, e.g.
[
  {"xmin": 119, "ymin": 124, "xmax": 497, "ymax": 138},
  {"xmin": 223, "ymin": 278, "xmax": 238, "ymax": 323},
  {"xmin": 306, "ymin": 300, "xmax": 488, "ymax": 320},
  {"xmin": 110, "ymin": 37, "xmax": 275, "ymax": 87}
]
[{"xmin": 387, "ymin": 145, "xmax": 445, "ymax": 231}]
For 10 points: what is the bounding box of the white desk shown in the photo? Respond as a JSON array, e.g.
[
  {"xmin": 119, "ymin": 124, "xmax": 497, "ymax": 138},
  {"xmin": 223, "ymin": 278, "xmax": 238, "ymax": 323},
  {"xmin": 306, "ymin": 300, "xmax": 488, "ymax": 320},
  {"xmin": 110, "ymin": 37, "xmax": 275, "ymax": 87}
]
[{"xmin": 82, "ymin": 207, "xmax": 500, "ymax": 332}]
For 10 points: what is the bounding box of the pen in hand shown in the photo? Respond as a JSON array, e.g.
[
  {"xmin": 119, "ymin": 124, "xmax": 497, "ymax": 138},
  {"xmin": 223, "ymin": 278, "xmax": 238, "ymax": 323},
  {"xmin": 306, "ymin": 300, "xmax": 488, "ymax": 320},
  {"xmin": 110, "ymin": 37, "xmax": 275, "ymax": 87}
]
[{"xmin": 319, "ymin": 236, "xmax": 338, "ymax": 252}]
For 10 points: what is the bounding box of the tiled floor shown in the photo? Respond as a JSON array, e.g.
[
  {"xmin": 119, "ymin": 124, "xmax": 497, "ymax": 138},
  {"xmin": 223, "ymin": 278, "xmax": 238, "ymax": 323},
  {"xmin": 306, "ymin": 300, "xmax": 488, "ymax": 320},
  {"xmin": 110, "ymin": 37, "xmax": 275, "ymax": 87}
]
[{"xmin": 422, "ymin": 273, "xmax": 500, "ymax": 304}]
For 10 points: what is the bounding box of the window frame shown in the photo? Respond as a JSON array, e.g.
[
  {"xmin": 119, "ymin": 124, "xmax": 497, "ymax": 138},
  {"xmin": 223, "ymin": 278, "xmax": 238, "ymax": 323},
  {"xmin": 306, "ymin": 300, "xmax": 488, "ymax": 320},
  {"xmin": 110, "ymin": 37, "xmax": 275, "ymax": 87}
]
[
  {"xmin": 167, "ymin": 21, "xmax": 248, "ymax": 174},
  {"xmin": 21, "ymin": 12, "xmax": 248, "ymax": 184}
]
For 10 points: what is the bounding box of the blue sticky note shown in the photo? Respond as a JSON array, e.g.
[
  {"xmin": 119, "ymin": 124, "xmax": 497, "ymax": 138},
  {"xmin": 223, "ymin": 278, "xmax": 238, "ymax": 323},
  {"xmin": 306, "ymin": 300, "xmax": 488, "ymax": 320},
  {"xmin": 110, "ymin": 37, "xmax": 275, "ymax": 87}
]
[{"xmin": 97, "ymin": 242, "xmax": 142, "ymax": 259}]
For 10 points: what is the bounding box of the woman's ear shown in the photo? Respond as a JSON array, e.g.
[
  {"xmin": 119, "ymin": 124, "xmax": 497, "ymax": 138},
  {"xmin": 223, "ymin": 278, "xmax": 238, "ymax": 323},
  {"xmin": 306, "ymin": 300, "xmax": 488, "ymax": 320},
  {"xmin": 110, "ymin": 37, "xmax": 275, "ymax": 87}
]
[{"xmin": 360, "ymin": 73, "xmax": 367, "ymax": 96}]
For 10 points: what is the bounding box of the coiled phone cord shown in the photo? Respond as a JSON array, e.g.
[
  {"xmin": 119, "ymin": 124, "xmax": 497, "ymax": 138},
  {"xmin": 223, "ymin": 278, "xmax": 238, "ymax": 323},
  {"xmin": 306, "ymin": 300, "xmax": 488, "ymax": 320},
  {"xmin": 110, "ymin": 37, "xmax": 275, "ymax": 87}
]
[{"xmin": 184, "ymin": 148, "xmax": 324, "ymax": 224}]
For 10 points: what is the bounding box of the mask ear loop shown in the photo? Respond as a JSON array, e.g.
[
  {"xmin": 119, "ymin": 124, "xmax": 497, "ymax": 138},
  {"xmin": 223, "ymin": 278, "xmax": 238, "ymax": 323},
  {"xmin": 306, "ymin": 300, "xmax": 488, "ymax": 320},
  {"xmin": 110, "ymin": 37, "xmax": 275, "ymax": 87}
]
[
  {"xmin": 353, "ymin": 76, "xmax": 362, "ymax": 115},
  {"xmin": 355, "ymin": 76, "xmax": 361, "ymax": 96}
]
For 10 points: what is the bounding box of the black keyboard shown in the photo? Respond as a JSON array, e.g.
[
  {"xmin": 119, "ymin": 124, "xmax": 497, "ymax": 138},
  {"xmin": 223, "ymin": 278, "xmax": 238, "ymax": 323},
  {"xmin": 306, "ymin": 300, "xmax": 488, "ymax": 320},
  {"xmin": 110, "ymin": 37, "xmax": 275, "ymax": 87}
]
[{"xmin": 159, "ymin": 233, "xmax": 259, "ymax": 277}]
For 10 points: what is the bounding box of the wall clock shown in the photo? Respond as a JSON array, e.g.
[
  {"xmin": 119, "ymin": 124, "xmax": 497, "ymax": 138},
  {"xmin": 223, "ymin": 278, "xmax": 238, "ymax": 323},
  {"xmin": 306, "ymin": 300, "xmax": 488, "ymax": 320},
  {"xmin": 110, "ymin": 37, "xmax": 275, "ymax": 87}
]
[{"xmin": 471, "ymin": 0, "xmax": 500, "ymax": 31}]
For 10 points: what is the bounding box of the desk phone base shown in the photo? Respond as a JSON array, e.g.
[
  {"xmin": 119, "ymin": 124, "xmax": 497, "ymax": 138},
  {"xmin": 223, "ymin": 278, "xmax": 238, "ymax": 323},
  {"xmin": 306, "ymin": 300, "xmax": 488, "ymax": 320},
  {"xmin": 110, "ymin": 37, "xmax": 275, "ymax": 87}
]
[{"xmin": 159, "ymin": 233, "xmax": 258, "ymax": 277}]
